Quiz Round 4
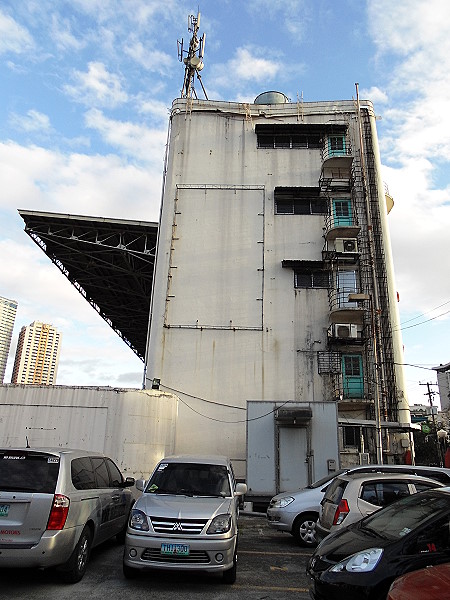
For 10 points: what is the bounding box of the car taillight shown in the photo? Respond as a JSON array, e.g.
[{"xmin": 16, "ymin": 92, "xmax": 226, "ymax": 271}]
[
  {"xmin": 47, "ymin": 494, "xmax": 70, "ymax": 530},
  {"xmin": 333, "ymin": 499, "xmax": 349, "ymax": 526}
]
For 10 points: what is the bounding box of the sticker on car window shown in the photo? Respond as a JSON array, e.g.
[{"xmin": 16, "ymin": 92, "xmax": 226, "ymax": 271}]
[
  {"xmin": 157, "ymin": 464, "xmax": 168, "ymax": 471},
  {"xmin": 148, "ymin": 484, "xmax": 158, "ymax": 492},
  {"xmin": 399, "ymin": 527, "xmax": 411, "ymax": 536},
  {"xmin": 3, "ymin": 455, "xmax": 26, "ymax": 460},
  {"xmin": 48, "ymin": 457, "xmax": 60, "ymax": 463}
]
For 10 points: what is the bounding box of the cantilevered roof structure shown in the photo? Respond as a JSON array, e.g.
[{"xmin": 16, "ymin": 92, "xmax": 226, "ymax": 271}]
[{"xmin": 19, "ymin": 210, "xmax": 158, "ymax": 361}]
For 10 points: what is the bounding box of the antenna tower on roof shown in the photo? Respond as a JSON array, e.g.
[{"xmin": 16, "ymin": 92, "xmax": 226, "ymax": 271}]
[{"xmin": 177, "ymin": 11, "xmax": 208, "ymax": 100}]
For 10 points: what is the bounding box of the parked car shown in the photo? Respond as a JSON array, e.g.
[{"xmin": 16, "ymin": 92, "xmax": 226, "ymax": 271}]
[
  {"xmin": 307, "ymin": 487, "xmax": 450, "ymax": 600},
  {"xmin": 0, "ymin": 447, "xmax": 135, "ymax": 582},
  {"xmin": 316, "ymin": 472, "xmax": 442, "ymax": 540},
  {"xmin": 267, "ymin": 472, "xmax": 342, "ymax": 547},
  {"xmin": 123, "ymin": 455, "xmax": 247, "ymax": 583},
  {"xmin": 387, "ymin": 562, "xmax": 450, "ymax": 600},
  {"xmin": 267, "ymin": 464, "xmax": 450, "ymax": 547}
]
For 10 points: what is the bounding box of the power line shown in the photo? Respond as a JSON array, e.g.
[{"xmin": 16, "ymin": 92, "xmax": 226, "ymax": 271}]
[
  {"xmin": 394, "ymin": 362, "xmax": 436, "ymax": 371},
  {"xmin": 399, "ymin": 299, "xmax": 450, "ymax": 327},
  {"xmin": 394, "ymin": 308, "xmax": 450, "ymax": 332},
  {"xmin": 160, "ymin": 382, "xmax": 295, "ymax": 424}
]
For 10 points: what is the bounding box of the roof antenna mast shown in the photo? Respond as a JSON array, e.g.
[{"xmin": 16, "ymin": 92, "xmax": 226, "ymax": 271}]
[{"xmin": 177, "ymin": 11, "xmax": 208, "ymax": 100}]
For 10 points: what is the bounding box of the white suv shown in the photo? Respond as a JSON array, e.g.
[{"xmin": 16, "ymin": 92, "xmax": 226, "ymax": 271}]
[
  {"xmin": 123, "ymin": 455, "xmax": 247, "ymax": 583},
  {"xmin": 266, "ymin": 464, "xmax": 450, "ymax": 547},
  {"xmin": 316, "ymin": 471, "xmax": 442, "ymax": 540},
  {"xmin": 0, "ymin": 447, "xmax": 135, "ymax": 582}
]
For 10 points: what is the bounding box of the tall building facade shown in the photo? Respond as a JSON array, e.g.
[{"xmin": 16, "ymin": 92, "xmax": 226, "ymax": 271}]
[
  {"xmin": 12, "ymin": 321, "xmax": 62, "ymax": 385},
  {"xmin": 146, "ymin": 91, "xmax": 412, "ymax": 480},
  {"xmin": 0, "ymin": 296, "xmax": 18, "ymax": 383}
]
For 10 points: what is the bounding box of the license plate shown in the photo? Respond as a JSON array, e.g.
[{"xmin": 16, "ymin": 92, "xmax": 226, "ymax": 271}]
[
  {"xmin": 161, "ymin": 542, "xmax": 189, "ymax": 556},
  {"xmin": 0, "ymin": 504, "xmax": 9, "ymax": 517}
]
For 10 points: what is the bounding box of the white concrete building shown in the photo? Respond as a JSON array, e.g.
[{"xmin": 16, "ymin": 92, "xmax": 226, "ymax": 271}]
[
  {"xmin": 12, "ymin": 321, "xmax": 62, "ymax": 385},
  {"xmin": 434, "ymin": 362, "xmax": 450, "ymax": 412},
  {"xmin": 146, "ymin": 91, "xmax": 412, "ymax": 486},
  {"xmin": 0, "ymin": 296, "xmax": 17, "ymax": 384}
]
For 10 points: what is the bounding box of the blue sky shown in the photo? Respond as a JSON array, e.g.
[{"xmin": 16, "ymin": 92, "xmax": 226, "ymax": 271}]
[{"xmin": 1, "ymin": 0, "xmax": 449, "ymax": 408}]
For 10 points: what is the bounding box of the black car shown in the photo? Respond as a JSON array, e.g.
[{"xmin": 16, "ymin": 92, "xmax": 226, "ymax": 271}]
[{"xmin": 307, "ymin": 487, "xmax": 450, "ymax": 600}]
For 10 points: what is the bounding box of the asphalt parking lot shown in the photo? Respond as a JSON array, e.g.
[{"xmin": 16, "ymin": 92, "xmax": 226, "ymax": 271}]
[{"xmin": 0, "ymin": 513, "xmax": 313, "ymax": 599}]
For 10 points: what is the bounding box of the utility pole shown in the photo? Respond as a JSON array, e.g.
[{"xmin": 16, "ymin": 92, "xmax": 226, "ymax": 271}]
[{"xmin": 420, "ymin": 382, "xmax": 442, "ymax": 466}]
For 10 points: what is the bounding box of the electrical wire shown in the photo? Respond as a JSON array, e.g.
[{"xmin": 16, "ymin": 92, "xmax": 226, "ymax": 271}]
[
  {"xmin": 160, "ymin": 383, "xmax": 297, "ymax": 424},
  {"xmin": 394, "ymin": 308, "xmax": 450, "ymax": 332},
  {"xmin": 399, "ymin": 299, "xmax": 450, "ymax": 326}
]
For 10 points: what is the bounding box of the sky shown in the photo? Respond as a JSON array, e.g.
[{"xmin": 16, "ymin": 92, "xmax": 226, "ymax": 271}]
[{"xmin": 0, "ymin": 0, "xmax": 449, "ymax": 409}]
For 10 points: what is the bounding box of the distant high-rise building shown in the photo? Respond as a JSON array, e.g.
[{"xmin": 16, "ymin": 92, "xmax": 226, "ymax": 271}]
[
  {"xmin": 0, "ymin": 296, "xmax": 18, "ymax": 383},
  {"xmin": 12, "ymin": 321, "xmax": 62, "ymax": 385}
]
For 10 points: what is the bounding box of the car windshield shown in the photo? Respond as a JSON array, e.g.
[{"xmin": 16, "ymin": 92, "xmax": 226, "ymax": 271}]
[
  {"xmin": 146, "ymin": 462, "xmax": 231, "ymax": 497},
  {"xmin": 0, "ymin": 450, "xmax": 60, "ymax": 493},
  {"xmin": 359, "ymin": 491, "xmax": 450, "ymax": 540}
]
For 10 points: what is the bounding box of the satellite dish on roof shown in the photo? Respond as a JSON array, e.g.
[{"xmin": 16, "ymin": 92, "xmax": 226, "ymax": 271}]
[{"xmin": 254, "ymin": 91, "xmax": 289, "ymax": 105}]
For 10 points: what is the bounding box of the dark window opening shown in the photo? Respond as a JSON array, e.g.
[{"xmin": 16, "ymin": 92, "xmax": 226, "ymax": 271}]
[
  {"xmin": 259, "ymin": 132, "xmax": 322, "ymax": 149},
  {"xmin": 343, "ymin": 426, "xmax": 359, "ymax": 448},
  {"xmin": 275, "ymin": 187, "xmax": 327, "ymax": 215},
  {"xmin": 295, "ymin": 269, "xmax": 330, "ymax": 289}
]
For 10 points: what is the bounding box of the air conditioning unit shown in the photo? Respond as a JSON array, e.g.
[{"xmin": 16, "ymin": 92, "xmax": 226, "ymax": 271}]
[
  {"xmin": 359, "ymin": 452, "xmax": 370, "ymax": 465},
  {"xmin": 335, "ymin": 238, "xmax": 358, "ymax": 253},
  {"xmin": 333, "ymin": 323, "xmax": 358, "ymax": 338}
]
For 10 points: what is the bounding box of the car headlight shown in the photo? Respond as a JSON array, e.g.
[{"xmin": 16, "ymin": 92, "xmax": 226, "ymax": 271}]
[
  {"xmin": 129, "ymin": 508, "xmax": 149, "ymax": 531},
  {"xmin": 207, "ymin": 514, "xmax": 231, "ymax": 534},
  {"xmin": 270, "ymin": 496, "xmax": 295, "ymax": 508},
  {"xmin": 330, "ymin": 548, "xmax": 383, "ymax": 573}
]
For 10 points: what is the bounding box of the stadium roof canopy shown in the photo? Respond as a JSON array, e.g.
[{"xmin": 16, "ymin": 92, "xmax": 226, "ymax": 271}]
[{"xmin": 18, "ymin": 210, "xmax": 158, "ymax": 361}]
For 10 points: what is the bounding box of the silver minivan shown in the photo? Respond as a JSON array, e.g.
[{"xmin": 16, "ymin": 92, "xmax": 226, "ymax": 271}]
[
  {"xmin": 123, "ymin": 455, "xmax": 247, "ymax": 583},
  {"xmin": 0, "ymin": 447, "xmax": 135, "ymax": 582}
]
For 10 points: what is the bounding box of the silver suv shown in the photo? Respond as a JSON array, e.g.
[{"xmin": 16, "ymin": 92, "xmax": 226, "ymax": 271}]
[
  {"xmin": 266, "ymin": 464, "xmax": 450, "ymax": 547},
  {"xmin": 316, "ymin": 471, "xmax": 442, "ymax": 540},
  {"xmin": 123, "ymin": 455, "xmax": 247, "ymax": 583},
  {"xmin": 0, "ymin": 447, "xmax": 135, "ymax": 582}
]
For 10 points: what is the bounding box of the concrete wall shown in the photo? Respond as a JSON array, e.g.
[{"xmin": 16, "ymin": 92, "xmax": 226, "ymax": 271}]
[{"xmin": 0, "ymin": 385, "xmax": 178, "ymax": 480}]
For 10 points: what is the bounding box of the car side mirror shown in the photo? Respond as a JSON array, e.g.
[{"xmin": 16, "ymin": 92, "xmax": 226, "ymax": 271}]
[
  {"xmin": 235, "ymin": 483, "xmax": 247, "ymax": 496},
  {"xmin": 136, "ymin": 478, "xmax": 147, "ymax": 492}
]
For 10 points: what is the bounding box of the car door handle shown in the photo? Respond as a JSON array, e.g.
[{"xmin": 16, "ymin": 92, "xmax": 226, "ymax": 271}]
[{"xmin": 111, "ymin": 495, "xmax": 120, "ymax": 502}]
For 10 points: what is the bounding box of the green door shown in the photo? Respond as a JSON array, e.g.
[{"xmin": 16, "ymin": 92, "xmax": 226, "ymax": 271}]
[
  {"xmin": 333, "ymin": 199, "xmax": 352, "ymax": 226},
  {"xmin": 342, "ymin": 355, "xmax": 364, "ymax": 398}
]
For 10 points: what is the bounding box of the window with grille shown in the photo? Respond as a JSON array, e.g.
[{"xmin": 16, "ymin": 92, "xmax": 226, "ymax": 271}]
[
  {"xmin": 256, "ymin": 124, "xmax": 325, "ymax": 150},
  {"xmin": 328, "ymin": 135, "xmax": 346, "ymax": 156},
  {"xmin": 274, "ymin": 187, "xmax": 327, "ymax": 215},
  {"xmin": 295, "ymin": 269, "xmax": 330, "ymax": 289}
]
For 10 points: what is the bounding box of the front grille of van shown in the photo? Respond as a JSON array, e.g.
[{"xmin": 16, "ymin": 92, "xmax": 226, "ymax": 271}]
[
  {"xmin": 150, "ymin": 517, "xmax": 208, "ymax": 535},
  {"xmin": 141, "ymin": 548, "xmax": 210, "ymax": 564}
]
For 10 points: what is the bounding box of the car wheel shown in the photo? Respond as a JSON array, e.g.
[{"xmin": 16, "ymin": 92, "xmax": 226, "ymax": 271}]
[
  {"xmin": 222, "ymin": 551, "xmax": 237, "ymax": 584},
  {"xmin": 60, "ymin": 525, "xmax": 92, "ymax": 583},
  {"xmin": 292, "ymin": 513, "xmax": 318, "ymax": 547},
  {"xmin": 123, "ymin": 562, "xmax": 139, "ymax": 579}
]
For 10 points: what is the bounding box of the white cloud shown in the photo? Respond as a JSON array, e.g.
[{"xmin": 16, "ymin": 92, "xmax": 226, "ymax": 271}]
[
  {"xmin": 123, "ymin": 39, "xmax": 174, "ymax": 75},
  {"xmin": 10, "ymin": 109, "xmax": 51, "ymax": 133},
  {"xmin": 64, "ymin": 62, "xmax": 129, "ymax": 108},
  {"xmin": 50, "ymin": 14, "xmax": 87, "ymax": 52},
  {"xmin": 360, "ymin": 86, "xmax": 388, "ymax": 106},
  {"xmin": 84, "ymin": 108, "xmax": 167, "ymax": 164},
  {"xmin": 0, "ymin": 141, "xmax": 162, "ymax": 221},
  {"xmin": 0, "ymin": 10, "xmax": 34, "ymax": 54},
  {"xmin": 212, "ymin": 46, "xmax": 282, "ymax": 89}
]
